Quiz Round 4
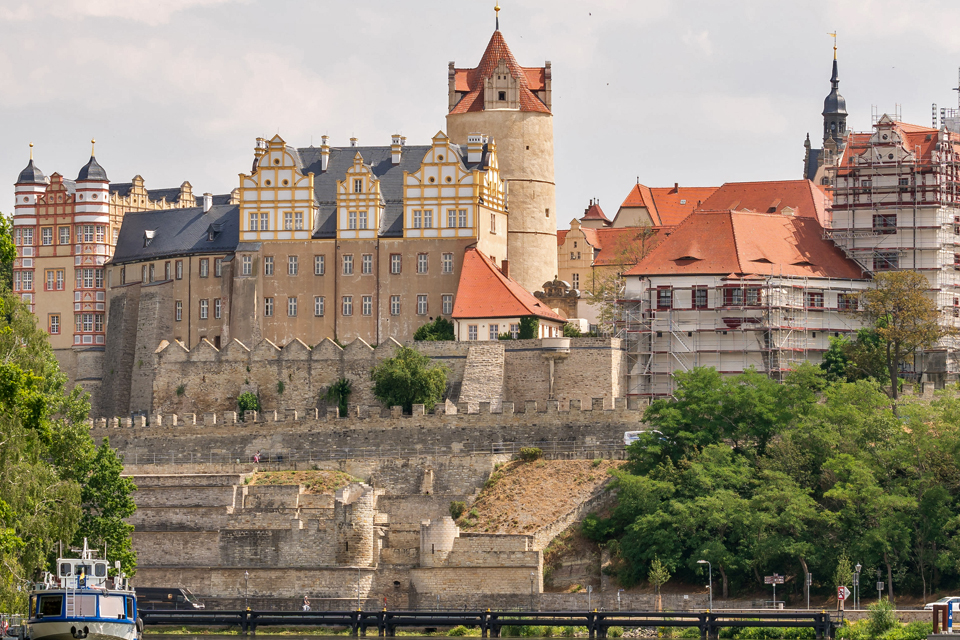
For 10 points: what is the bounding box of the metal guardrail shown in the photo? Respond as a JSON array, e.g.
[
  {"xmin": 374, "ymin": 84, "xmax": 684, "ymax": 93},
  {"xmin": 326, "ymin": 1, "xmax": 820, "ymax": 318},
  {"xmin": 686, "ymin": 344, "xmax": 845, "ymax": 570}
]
[
  {"xmin": 140, "ymin": 608, "xmax": 840, "ymax": 639},
  {"xmin": 123, "ymin": 440, "xmax": 628, "ymax": 466}
]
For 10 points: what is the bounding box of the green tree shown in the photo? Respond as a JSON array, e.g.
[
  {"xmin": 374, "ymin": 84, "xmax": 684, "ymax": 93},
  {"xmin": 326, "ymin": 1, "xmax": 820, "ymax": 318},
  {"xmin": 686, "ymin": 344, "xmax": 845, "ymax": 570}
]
[
  {"xmin": 648, "ymin": 556, "xmax": 671, "ymax": 611},
  {"xmin": 835, "ymin": 552, "xmax": 853, "ymax": 590},
  {"xmin": 562, "ymin": 323, "xmax": 582, "ymax": 338},
  {"xmin": 413, "ymin": 317, "xmax": 455, "ymax": 341},
  {"xmin": 0, "ymin": 213, "xmax": 15, "ymax": 291},
  {"xmin": 237, "ymin": 392, "xmax": 260, "ymax": 418},
  {"xmin": 861, "ymin": 271, "xmax": 948, "ymax": 400},
  {"xmin": 371, "ymin": 345, "xmax": 448, "ymax": 413},
  {"xmin": 518, "ymin": 316, "xmax": 539, "ymax": 339},
  {"xmin": 325, "ymin": 378, "xmax": 353, "ymax": 417}
]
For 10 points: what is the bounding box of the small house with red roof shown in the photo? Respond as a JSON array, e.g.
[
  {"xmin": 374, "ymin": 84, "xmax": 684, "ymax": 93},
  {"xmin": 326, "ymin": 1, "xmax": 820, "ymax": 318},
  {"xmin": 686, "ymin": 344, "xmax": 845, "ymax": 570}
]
[
  {"xmin": 611, "ymin": 182, "xmax": 718, "ymax": 228},
  {"xmin": 622, "ymin": 209, "xmax": 871, "ymax": 397},
  {"xmin": 453, "ymin": 248, "xmax": 565, "ymax": 341}
]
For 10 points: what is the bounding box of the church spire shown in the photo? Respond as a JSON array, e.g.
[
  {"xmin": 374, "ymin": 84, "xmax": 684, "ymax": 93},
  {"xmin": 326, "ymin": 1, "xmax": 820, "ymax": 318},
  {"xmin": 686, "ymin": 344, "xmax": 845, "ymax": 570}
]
[{"xmin": 822, "ymin": 33, "xmax": 847, "ymax": 147}]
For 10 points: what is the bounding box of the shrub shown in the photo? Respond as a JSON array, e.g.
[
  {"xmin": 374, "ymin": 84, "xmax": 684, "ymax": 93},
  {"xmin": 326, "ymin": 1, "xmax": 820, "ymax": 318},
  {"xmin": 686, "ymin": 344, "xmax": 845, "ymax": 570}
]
[
  {"xmin": 592, "ymin": 458, "xmax": 602, "ymax": 467},
  {"xmin": 867, "ymin": 599, "xmax": 898, "ymax": 639},
  {"xmin": 563, "ymin": 323, "xmax": 582, "ymax": 337},
  {"xmin": 325, "ymin": 378, "xmax": 353, "ymax": 417},
  {"xmin": 483, "ymin": 472, "xmax": 502, "ymax": 489},
  {"xmin": 414, "ymin": 316, "xmax": 455, "ymax": 341},
  {"xmin": 175, "ymin": 383, "xmax": 186, "ymax": 397},
  {"xmin": 276, "ymin": 380, "xmax": 285, "ymax": 394},
  {"xmin": 371, "ymin": 346, "xmax": 448, "ymax": 413},
  {"xmin": 449, "ymin": 501, "xmax": 466, "ymax": 519},
  {"xmin": 237, "ymin": 392, "xmax": 260, "ymax": 419},
  {"xmin": 518, "ymin": 316, "xmax": 539, "ymax": 339},
  {"xmin": 469, "ymin": 508, "xmax": 479, "ymax": 518},
  {"xmin": 607, "ymin": 627, "xmax": 624, "ymax": 638},
  {"xmin": 518, "ymin": 447, "xmax": 543, "ymax": 461},
  {"xmin": 498, "ymin": 332, "xmax": 514, "ymax": 340}
]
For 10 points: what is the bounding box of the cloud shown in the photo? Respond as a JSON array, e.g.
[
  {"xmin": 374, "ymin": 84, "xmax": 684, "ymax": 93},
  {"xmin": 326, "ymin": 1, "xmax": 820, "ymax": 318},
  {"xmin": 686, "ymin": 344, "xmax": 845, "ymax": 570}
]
[
  {"xmin": 0, "ymin": 0, "xmax": 238, "ymax": 26},
  {"xmin": 682, "ymin": 29, "xmax": 713, "ymax": 57}
]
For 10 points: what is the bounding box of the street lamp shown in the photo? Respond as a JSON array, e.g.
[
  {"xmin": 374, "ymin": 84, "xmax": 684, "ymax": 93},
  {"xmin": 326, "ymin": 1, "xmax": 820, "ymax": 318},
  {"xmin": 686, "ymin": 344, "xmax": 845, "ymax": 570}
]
[
  {"xmin": 244, "ymin": 571, "xmax": 249, "ymax": 610},
  {"xmin": 697, "ymin": 560, "xmax": 712, "ymax": 611},
  {"xmin": 530, "ymin": 572, "xmax": 537, "ymax": 611},
  {"xmin": 854, "ymin": 564, "xmax": 862, "ymax": 610}
]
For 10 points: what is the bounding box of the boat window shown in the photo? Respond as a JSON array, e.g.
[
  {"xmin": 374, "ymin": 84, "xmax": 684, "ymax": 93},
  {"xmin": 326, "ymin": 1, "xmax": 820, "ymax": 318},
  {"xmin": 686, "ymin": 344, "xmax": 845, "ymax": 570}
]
[
  {"xmin": 100, "ymin": 596, "xmax": 125, "ymax": 619},
  {"xmin": 176, "ymin": 595, "xmax": 185, "ymax": 603},
  {"xmin": 75, "ymin": 595, "xmax": 98, "ymax": 617},
  {"xmin": 38, "ymin": 595, "xmax": 63, "ymax": 617},
  {"xmin": 95, "ymin": 563, "xmax": 107, "ymax": 577},
  {"xmin": 125, "ymin": 597, "xmax": 135, "ymax": 619},
  {"xmin": 59, "ymin": 563, "xmax": 71, "ymax": 577}
]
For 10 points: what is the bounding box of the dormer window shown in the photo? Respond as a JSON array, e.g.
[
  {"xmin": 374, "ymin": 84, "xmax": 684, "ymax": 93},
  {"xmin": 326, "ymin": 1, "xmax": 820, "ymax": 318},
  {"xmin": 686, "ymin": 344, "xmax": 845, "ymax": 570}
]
[
  {"xmin": 498, "ymin": 91, "xmax": 506, "ymax": 101},
  {"xmin": 354, "ymin": 179, "xmax": 362, "ymax": 193},
  {"xmin": 143, "ymin": 230, "xmax": 156, "ymax": 247}
]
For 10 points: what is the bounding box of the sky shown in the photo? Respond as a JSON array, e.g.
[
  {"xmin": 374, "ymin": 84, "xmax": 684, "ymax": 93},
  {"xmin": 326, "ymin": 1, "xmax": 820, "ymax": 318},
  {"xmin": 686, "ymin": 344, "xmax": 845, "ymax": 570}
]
[{"xmin": 4, "ymin": 0, "xmax": 960, "ymax": 231}]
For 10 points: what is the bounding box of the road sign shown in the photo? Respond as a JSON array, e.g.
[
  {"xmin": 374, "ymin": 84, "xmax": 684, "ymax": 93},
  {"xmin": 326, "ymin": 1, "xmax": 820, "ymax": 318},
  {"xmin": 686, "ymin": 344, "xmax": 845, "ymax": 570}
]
[
  {"xmin": 806, "ymin": 573, "xmax": 813, "ymax": 586},
  {"xmin": 764, "ymin": 574, "xmax": 785, "ymax": 585},
  {"xmin": 877, "ymin": 582, "xmax": 885, "ymax": 592},
  {"xmin": 838, "ymin": 586, "xmax": 851, "ymax": 600}
]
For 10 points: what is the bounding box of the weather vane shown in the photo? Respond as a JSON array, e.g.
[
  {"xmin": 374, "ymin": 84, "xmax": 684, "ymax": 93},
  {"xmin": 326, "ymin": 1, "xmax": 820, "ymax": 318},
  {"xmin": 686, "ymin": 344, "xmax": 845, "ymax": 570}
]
[{"xmin": 828, "ymin": 31, "xmax": 837, "ymax": 60}]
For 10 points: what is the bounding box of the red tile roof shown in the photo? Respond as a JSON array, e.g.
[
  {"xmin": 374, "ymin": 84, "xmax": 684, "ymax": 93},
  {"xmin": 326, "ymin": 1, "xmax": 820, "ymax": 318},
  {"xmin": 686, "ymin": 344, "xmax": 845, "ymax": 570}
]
[
  {"xmin": 625, "ymin": 210, "xmax": 864, "ymax": 280},
  {"xmin": 580, "ymin": 200, "xmax": 610, "ymax": 222},
  {"xmin": 450, "ymin": 30, "xmax": 550, "ymax": 115},
  {"xmin": 837, "ymin": 119, "xmax": 958, "ymax": 176},
  {"xmin": 558, "ymin": 225, "xmax": 666, "ymax": 265},
  {"xmin": 698, "ymin": 179, "xmax": 829, "ymax": 226},
  {"xmin": 617, "ymin": 183, "xmax": 719, "ymax": 226},
  {"xmin": 453, "ymin": 248, "xmax": 565, "ymax": 321}
]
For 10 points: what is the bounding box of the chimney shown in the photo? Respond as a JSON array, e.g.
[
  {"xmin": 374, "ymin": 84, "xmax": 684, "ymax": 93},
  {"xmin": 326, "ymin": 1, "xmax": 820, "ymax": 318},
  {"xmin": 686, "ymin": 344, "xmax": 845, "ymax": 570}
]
[
  {"xmin": 673, "ymin": 182, "xmax": 679, "ymax": 193},
  {"xmin": 320, "ymin": 136, "xmax": 330, "ymax": 172},
  {"xmin": 501, "ymin": 259, "xmax": 509, "ymax": 278},
  {"xmin": 391, "ymin": 134, "xmax": 403, "ymax": 165},
  {"xmin": 203, "ymin": 193, "xmax": 213, "ymax": 213},
  {"xmin": 467, "ymin": 133, "xmax": 485, "ymax": 163},
  {"xmin": 254, "ymin": 137, "xmax": 267, "ymax": 159},
  {"xmin": 401, "ymin": 136, "xmax": 407, "ymax": 146},
  {"xmin": 350, "ymin": 137, "xmax": 358, "ymax": 148}
]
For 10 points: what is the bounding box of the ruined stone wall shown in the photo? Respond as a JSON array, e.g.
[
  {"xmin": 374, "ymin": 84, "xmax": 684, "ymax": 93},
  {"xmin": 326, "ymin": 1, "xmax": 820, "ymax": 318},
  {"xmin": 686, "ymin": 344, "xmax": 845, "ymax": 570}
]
[
  {"xmin": 503, "ymin": 338, "xmax": 625, "ymax": 406},
  {"xmin": 97, "ymin": 284, "xmax": 143, "ymax": 417}
]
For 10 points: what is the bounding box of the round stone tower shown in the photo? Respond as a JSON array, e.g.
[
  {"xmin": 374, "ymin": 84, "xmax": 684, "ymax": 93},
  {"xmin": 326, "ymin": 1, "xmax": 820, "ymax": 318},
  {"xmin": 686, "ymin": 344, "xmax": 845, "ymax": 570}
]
[{"xmin": 446, "ymin": 20, "xmax": 557, "ymax": 293}]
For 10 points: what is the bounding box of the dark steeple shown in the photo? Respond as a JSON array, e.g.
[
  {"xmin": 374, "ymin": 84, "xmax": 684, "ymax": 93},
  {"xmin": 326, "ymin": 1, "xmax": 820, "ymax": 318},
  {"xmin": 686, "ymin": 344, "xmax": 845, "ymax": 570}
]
[
  {"xmin": 17, "ymin": 143, "xmax": 47, "ymax": 185},
  {"xmin": 77, "ymin": 139, "xmax": 108, "ymax": 182},
  {"xmin": 822, "ymin": 49, "xmax": 847, "ymax": 147}
]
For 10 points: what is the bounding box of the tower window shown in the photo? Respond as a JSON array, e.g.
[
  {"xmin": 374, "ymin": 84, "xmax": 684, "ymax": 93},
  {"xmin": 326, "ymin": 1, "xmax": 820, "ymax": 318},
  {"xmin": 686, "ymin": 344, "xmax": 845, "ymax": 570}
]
[{"xmin": 498, "ymin": 91, "xmax": 506, "ymax": 101}]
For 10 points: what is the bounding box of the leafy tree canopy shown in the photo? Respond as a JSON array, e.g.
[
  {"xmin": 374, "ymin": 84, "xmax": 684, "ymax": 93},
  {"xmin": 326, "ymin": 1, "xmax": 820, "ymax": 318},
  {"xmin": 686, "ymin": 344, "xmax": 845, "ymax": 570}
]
[
  {"xmin": 371, "ymin": 345, "xmax": 448, "ymax": 413},
  {"xmin": 413, "ymin": 317, "xmax": 455, "ymax": 341}
]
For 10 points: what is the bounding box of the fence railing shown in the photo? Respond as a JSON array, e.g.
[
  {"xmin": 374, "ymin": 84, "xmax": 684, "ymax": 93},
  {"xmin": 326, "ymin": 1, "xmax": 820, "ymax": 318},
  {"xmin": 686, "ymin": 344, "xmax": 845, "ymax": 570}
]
[{"xmin": 122, "ymin": 440, "xmax": 628, "ymax": 467}]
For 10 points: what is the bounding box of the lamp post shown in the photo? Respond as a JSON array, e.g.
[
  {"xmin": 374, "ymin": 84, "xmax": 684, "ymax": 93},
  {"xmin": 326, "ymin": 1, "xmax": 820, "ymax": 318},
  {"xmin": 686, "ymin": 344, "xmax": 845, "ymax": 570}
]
[
  {"xmin": 530, "ymin": 572, "xmax": 537, "ymax": 612},
  {"xmin": 244, "ymin": 571, "xmax": 249, "ymax": 610},
  {"xmin": 697, "ymin": 560, "xmax": 712, "ymax": 611},
  {"xmin": 854, "ymin": 564, "xmax": 862, "ymax": 610}
]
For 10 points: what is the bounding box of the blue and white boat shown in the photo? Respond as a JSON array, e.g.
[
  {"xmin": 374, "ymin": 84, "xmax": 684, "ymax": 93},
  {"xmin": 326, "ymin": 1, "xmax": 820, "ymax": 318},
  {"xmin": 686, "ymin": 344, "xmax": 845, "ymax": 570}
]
[{"xmin": 25, "ymin": 540, "xmax": 138, "ymax": 640}]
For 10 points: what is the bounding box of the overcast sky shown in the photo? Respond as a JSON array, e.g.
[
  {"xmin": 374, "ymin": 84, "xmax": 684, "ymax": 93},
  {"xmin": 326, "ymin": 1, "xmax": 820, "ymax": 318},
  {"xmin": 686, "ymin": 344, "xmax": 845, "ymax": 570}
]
[{"xmin": 4, "ymin": 0, "xmax": 960, "ymax": 231}]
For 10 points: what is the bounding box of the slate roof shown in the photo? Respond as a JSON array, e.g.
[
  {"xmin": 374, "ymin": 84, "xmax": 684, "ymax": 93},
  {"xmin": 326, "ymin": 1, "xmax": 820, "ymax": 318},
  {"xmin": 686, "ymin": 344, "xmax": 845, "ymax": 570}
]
[
  {"xmin": 805, "ymin": 148, "xmax": 821, "ymax": 181},
  {"xmin": 17, "ymin": 159, "xmax": 47, "ymax": 185},
  {"xmin": 624, "ymin": 210, "xmax": 864, "ymax": 280},
  {"xmin": 450, "ymin": 29, "xmax": 550, "ymax": 115},
  {"xmin": 453, "ymin": 248, "xmax": 565, "ymax": 322},
  {"xmin": 77, "ymin": 156, "xmax": 108, "ymax": 182},
  {"xmin": 109, "ymin": 183, "xmax": 233, "ymax": 207},
  {"xmin": 110, "ymin": 204, "xmax": 239, "ymax": 265}
]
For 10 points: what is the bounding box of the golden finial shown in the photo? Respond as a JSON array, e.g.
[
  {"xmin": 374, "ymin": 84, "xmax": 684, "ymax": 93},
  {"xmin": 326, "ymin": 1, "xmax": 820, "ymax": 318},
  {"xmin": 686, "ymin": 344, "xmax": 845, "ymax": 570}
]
[
  {"xmin": 91, "ymin": 138, "xmax": 96, "ymax": 156},
  {"xmin": 828, "ymin": 32, "xmax": 837, "ymax": 60},
  {"xmin": 495, "ymin": 2, "xmax": 500, "ymax": 30},
  {"xmin": 29, "ymin": 142, "xmax": 33, "ymax": 160}
]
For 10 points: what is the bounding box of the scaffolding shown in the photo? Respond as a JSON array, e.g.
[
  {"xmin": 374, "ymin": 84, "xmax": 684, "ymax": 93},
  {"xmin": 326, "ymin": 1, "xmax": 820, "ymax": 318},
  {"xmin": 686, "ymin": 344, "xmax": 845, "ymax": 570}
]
[{"xmin": 619, "ymin": 276, "xmax": 867, "ymax": 397}]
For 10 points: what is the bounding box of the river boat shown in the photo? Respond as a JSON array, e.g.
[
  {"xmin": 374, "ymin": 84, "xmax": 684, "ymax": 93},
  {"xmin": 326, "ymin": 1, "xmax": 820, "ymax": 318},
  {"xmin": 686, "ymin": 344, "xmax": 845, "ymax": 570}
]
[{"xmin": 25, "ymin": 540, "xmax": 138, "ymax": 640}]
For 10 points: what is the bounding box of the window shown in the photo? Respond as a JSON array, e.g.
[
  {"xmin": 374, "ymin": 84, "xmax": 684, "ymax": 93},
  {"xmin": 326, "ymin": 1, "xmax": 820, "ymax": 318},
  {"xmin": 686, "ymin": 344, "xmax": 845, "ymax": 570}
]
[
  {"xmin": 489, "ymin": 324, "xmax": 500, "ymax": 340},
  {"xmin": 805, "ymin": 292, "xmax": 824, "ymax": 308},
  {"xmin": 724, "ymin": 287, "xmax": 743, "ymax": 306},
  {"xmin": 241, "ymin": 256, "xmax": 252, "ymax": 276},
  {"xmin": 498, "ymin": 90, "xmax": 506, "ymax": 101},
  {"xmin": 164, "ymin": 262, "xmax": 171, "ymax": 281},
  {"xmin": 260, "ymin": 212, "xmax": 269, "ymax": 231},
  {"xmin": 417, "ymin": 294, "xmax": 428, "ymax": 315},
  {"xmin": 342, "ymin": 296, "xmax": 353, "ymax": 316},
  {"xmin": 41, "ymin": 227, "xmax": 53, "ymax": 245},
  {"xmin": 295, "ymin": 212, "xmax": 304, "ymax": 230},
  {"xmin": 59, "ymin": 227, "xmax": 70, "ymax": 245},
  {"xmin": 861, "ymin": 179, "xmax": 872, "ymax": 188},
  {"xmin": 468, "ymin": 325, "xmax": 478, "ymax": 341},
  {"xmin": 199, "ymin": 259, "xmax": 209, "ymax": 277},
  {"xmin": 141, "ymin": 265, "xmax": 147, "ymax": 283},
  {"xmin": 46, "ymin": 270, "xmax": 55, "ymax": 291},
  {"xmin": 572, "ymin": 273, "xmax": 580, "ymax": 289},
  {"xmin": 423, "ymin": 209, "xmax": 433, "ymax": 228},
  {"xmin": 693, "ymin": 287, "xmax": 708, "ymax": 309},
  {"xmin": 413, "ymin": 210, "xmax": 422, "ymax": 228},
  {"xmin": 390, "ymin": 295, "xmax": 401, "ymax": 316},
  {"xmin": 288, "ymin": 255, "xmax": 299, "ymax": 276},
  {"xmin": 56, "ymin": 270, "xmax": 64, "ymax": 290},
  {"xmin": 873, "ymin": 214, "xmax": 897, "ymax": 234},
  {"xmin": 120, "ymin": 267, "xmax": 126, "ymax": 285},
  {"xmin": 95, "ymin": 269, "xmax": 104, "ymax": 288},
  {"xmin": 284, "ymin": 212, "xmax": 293, "ymax": 230},
  {"xmin": 176, "ymin": 301, "xmax": 183, "ymax": 322},
  {"xmin": 490, "ymin": 213, "xmax": 497, "ymax": 234},
  {"xmin": 510, "ymin": 323, "xmax": 520, "ymax": 339},
  {"xmin": 22, "ymin": 228, "xmax": 34, "ymax": 245},
  {"xmin": 899, "ymin": 177, "xmax": 910, "ymax": 186},
  {"xmin": 362, "ymin": 295, "xmax": 372, "ymax": 316},
  {"xmin": 149, "ymin": 264, "xmax": 155, "ymax": 283},
  {"xmin": 458, "ymin": 209, "xmax": 467, "ymax": 228},
  {"xmin": 343, "ymin": 255, "xmax": 354, "ymax": 275},
  {"xmin": 354, "ymin": 179, "xmax": 362, "ymax": 193},
  {"xmin": 49, "ymin": 314, "xmax": 60, "ymax": 335},
  {"xmin": 249, "ymin": 212, "xmax": 258, "ymax": 230},
  {"xmin": 746, "ymin": 287, "xmax": 761, "ymax": 306},
  {"xmin": 288, "ymin": 297, "xmax": 298, "ymax": 317},
  {"xmin": 442, "ymin": 294, "xmax": 453, "ymax": 315},
  {"xmin": 96, "ymin": 226, "xmax": 104, "ymax": 243},
  {"xmin": 215, "ymin": 258, "xmax": 223, "ymax": 277},
  {"xmin": 214, "ymin": 298, "xmax": 222, "ymax": 319},
  {"xmin": 199, "ymin": 299, "xmax": 209, "ymax": 319},
  {"xmin": 442, "ymin": 253, "xmax": 453, "ymax": 274},
  {"xmin": 13, "ymin": 271, "xmax": 19, "ymax": 291},
  {"xmin": 21, "ymin": 271, "xmax": 32, "ymax": 291},
  {"xmin": 361, "ymin": 254, "xmax": 373, "ymax": 275},
  {"xmin": 83, "ymin": 226, "xmax": 94, "ymax": 242},
  {"xmin": 79, "ymin": 269, "xmax": 95, "ymax": 288},
  {"xmin": 314, "ymin": 255, "xmax": 325, "ymax": 275},
  {"xmin": 314, "ymin": 296, "xmax": 325, "ymax": 317},
  {"xmin": 874, "ymin": 251, "xmax": 899, "ymax": 271},
  {"xmin": 447, "ymin": 209, "xmax": 457, "ymax": 228},
  {"xmin": 417, "ymin": 253, "xmax": 428, "ymax": 274},
  {"xmin": 264, "ymin": 256, "xmax": 274, "ymax": 276},
  {"xmin": 359, "ymin": 210, "xmax": 368, "ymax": 229},
  {"xmin": 390, "ymin": 254, "xmax": 401, "ymax": 274},
  {"xmin": 838, "ymin": 293, "xmax": 858, "ymax": 311},
  {"xmin": 112, "ymin": 228, "xmax": 118, "ymax": 244},
  {"xmin": 349, "ymin": 211, "xmax": 357, "ymax": 229},
  {"xmin": 176, "ymin": 260, "xmax": 183, "ymax": 279},
  {"xmin": 656, "ymin": 288, "xmax": 672, "ymax": 310},
  {"xmin": 264, "ymin": 297, "xmax": 274, "ymax": 317}
]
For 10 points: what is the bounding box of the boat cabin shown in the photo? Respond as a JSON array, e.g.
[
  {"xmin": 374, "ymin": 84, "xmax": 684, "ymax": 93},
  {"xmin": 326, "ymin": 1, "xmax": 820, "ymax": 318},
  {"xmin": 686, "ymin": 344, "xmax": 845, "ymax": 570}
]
[{"xmin": 57, "ymin": 559, "xmax": 110, "ymax": 589}]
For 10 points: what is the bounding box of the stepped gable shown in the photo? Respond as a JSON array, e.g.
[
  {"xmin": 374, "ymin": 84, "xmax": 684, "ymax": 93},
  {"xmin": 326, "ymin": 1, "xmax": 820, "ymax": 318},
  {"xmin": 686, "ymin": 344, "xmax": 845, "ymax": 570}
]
[
  {"xmin": 449, "ymin": 29, "xmax": 550, "ymax": 115},
  {"xmin": 625, "ymin": 209, "xmax": 864, "ymax": 279},
  {"xmin": 698, "ymin": 179, "xmax": 829, "ymax": 226},
  {"xmin": 453, "ymin": 248, "xmax": 564, "ymax": 321}
]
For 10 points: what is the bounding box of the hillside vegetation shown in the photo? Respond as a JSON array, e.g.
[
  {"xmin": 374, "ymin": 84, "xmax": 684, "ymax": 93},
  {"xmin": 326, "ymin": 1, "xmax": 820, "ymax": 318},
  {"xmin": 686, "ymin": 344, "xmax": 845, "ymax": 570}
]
[{"xmin": 458, "ymin": 457, "xmax": 623, "ymax": 534}]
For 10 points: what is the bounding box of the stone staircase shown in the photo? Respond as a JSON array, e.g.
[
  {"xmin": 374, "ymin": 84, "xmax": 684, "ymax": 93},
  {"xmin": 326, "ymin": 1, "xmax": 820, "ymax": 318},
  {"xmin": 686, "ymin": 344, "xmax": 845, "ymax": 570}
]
[{"xmin": 457, "ymin": 342, "xmax": 505, "ymax": 408}]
